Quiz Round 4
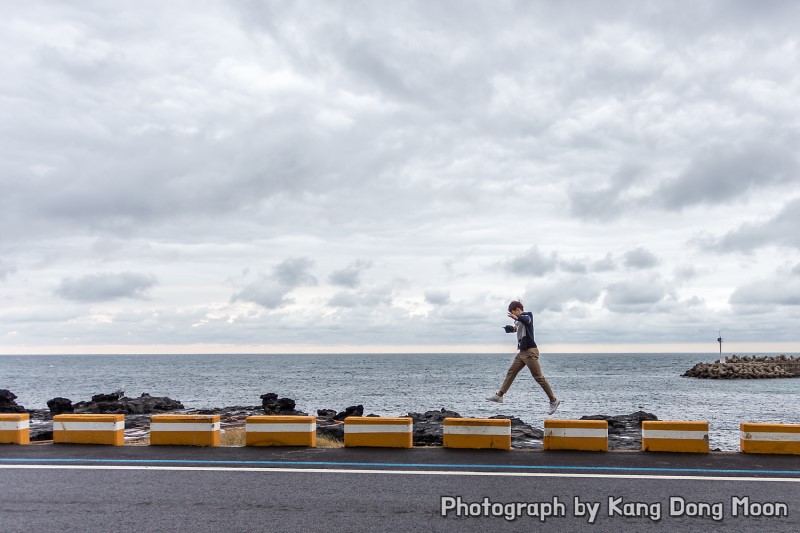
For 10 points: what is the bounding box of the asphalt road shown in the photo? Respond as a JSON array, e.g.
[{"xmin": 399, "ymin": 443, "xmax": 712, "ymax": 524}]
[{"xmin": 1, "ymin": 445, "xmax": 799, "ymax": 532}]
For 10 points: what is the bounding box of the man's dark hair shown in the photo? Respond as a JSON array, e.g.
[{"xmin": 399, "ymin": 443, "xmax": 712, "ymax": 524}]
[{"xmin": 508, "ymin": 300, "xmax": 524, "ymax": 313}]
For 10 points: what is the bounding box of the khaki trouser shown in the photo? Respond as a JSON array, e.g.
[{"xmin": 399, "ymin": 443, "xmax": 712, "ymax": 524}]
[{"xmin": 499, "ymin": 347, "xmax": 556, "ymax": 402}]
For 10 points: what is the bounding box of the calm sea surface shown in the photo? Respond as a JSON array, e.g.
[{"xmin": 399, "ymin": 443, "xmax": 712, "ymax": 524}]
[{"xmin": 2, "ymin": 352, "xmax": 798, "ymax": 451}]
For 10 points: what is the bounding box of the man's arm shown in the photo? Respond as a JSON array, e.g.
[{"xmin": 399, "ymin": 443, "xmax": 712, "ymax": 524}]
[{"xmin": 512, "ymin": 313, "xmax": 531, "ymax": 325}]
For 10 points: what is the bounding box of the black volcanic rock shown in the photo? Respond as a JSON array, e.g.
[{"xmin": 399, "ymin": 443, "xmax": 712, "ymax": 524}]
[
  {"xmin": 314, "ymin": 404, "xmax": 377, "ymax": 441},
  {"xmin": 314, "ymin": 405, "xmax": 356, "ymax": 441},
  {"xmin": 260, "ymin": 393, "xmax": 308, "ymax": 415},
  {"xmin": 316, "ymin": 420, "xmax": 344, "ymax": 441},
  {"xmin": 580, "ymin": 411, "xmax": 658, "ymax": 450},
  {"xmin": 0, "ymin": 389, "xmax": 26, "ymax": 413},
  {"xmin": 332, "ymin": 404, "xmax": 364, "ymax": 421},
  {"xmin": 580, "ymin": 411, "xmax": 658, "ymax": 432},
  {"xmin": 115, "ymin": 393, "xmax": 184, "ymax": 414},
  {"xmin": 91, "ymin": 391, "xmax": 124, "ymax": 402},
  {"xmin": 489, "ymin": 415, "xmax": 544, "ymax": 446},
  {"xmin": 69, "ymin": 392, "xmax": 184, "ymax": 414},
  {"xmin": 404, "ymin": 408, "xmax": 461, "ymax": 446},
  {"xmin": 46, "ymin": 397, "xmax": 74, "ymax": 415},
  {"xmin": 403, "ymin": 409, "xmax": 543, "ymax": 448}
]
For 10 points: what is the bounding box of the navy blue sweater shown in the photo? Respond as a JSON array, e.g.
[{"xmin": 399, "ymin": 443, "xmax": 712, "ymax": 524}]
[{"xmin": 515, "ymin": 312, "xmax": 537, "ymax": 350}]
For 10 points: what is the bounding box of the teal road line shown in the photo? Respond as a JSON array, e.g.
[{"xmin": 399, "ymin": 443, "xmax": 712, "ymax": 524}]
[{"xmin": 0, "ymin": 457, "xmax": 799, "ymax": 476}]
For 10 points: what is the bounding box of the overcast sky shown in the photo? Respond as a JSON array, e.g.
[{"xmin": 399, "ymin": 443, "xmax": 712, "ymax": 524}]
[{"xmin": 2, "ymin": 1, "xmax": 800, "ymax": 354}]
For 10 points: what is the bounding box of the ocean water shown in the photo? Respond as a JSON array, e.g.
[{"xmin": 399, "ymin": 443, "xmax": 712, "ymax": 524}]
[{"xmin": 2, "ymin": 352, "xmax": 798, "ymax": 451}]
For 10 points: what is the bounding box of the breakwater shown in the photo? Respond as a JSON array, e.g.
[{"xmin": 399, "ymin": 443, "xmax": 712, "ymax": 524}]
[{"xmin": 682, "ymin": 355, "xmax": 800, "ymax": 379}]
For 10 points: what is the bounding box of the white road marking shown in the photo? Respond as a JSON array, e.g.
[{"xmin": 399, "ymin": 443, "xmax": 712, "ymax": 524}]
[{"xmin": 2, "ymin": 464, "xmax": 800, "ymax": 483}]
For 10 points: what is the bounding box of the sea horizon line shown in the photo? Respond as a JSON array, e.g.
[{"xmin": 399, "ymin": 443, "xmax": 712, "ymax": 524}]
[{"xmin": 1, "ymin": 342, "xmax": 799, "ymax": 356}]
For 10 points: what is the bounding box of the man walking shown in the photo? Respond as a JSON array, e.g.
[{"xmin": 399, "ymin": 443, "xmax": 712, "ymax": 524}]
[{"xmin": 487, "ymin": 300, "xmax": 561, "ymax": 415}]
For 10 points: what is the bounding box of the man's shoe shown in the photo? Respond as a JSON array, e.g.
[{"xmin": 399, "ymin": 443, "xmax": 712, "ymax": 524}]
[
  {"xmin": 486, "ymin": 393, "xmax": 503, "ymax": 404},
  {"xmin": 548, "ymin": 399, "xmax": 561, "ymax": 415}
]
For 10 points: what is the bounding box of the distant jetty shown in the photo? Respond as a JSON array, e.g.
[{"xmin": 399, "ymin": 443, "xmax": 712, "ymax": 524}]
[{"xmin": 682, "ymin": 355, "xmax": 800, "ymax": 379}]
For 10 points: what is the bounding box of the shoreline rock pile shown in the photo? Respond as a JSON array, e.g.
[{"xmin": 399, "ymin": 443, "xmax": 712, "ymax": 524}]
[
  {"xmin": 682, "ymin": 355, "xmax": 800, "ymax": 379},
  {"xmin": 261, "ymin": 393, "xmax": 307, "ymax": 416},
  {"xmin": 44, "ymin": 391, "xmax": 186, "ymax": 415},
  {"xmin": 6, "ymin": 389, "xmax": 659, "ymax": 449},
  {"xmin": 22, "ymin": 391, "xmax": 188, "ymax": 441},
  {"xmin": 0, "ymin": 389, "xmax": 26, "ymax": 413},
  {"xmin": 580, "ymin": 411, "xmax": 658, "ymax": 450},
  {"xmin": 401, "ymin": 409, "xmax": 544, "ymax": 448}
]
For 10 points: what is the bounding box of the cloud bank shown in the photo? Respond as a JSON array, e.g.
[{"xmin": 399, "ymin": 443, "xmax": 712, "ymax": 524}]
[{"xmin": 2, "ymin": 1, "xmax": 800, "ymax": 352}]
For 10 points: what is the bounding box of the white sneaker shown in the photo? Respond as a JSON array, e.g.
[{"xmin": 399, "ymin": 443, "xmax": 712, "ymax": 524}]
[
  {"xmin": 486, "ymin": 393, "xmax": 503, "ymax": 404},
  {"xmin": 548, "ymin": 399, "xmax": 561, "ymax": 415}
]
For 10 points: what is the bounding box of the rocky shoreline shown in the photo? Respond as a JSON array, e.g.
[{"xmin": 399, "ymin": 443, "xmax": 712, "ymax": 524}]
[
  {"xmin": 682, "ymin": 354, "xmax": 800, "ymax": 379},
  {"xmin": 2, "ymin": 389, "xmax": 658, "ymax": 450}
]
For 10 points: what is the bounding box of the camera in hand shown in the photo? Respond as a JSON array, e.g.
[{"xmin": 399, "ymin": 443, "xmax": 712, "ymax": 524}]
[{"xmin": 503, "ymin": 325, "xmax": 515, "ymax": 333}]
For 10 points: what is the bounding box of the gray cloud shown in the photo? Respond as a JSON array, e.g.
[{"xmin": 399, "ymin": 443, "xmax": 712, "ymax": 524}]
[
  {"xmin": 523, "ymin": 276, "xmax": 603, "ymax": 313},
  {"xmin": 0, "ymin": 260, "xmax": 15, "ymax": 281},
  {"xmin": 55, "ymin": 272, "xmax": 157, "ymax": 302},
  {"xmin": 729, "ymin": 268, "xmax": 800, "ymax": 307},
  {"xmin": 591, "ymin": 254, "xmax": 617, "ymax": 272},
  {"xmin": 603, "ymin": 278, "xmax": 667, "ymax": 313},
  {"xmin": 654, "ymin": 141, "xmax": 798, "ymax": 211},
  {"xmin": 568, "ymin": 141, "xmax": 799, "ymax": 222},
  {"xmin": 328, "ymin": 291, "xmax": 360, "ymax": 309},
  {"xmin": 327, "ymin": 286, "xmax": 393, "ymax": 309},
  {"xmin": 559, "ymin": 259, "xmax": 588, "ymax": 274},
  {"xmin": 623, "ymin": 247, "xmax": 659, "ymax": 269},
  {"xmin": 567, "ymin": 163, "xmax": 644, "ymax": 221},
  {"xmin": 502, "ymin": 246, "xmax": 559, "ymax": 277},
  {"xmin": 424, "ymin": 290, "xmax": 450, "ymax": 306},
  {"xmin": 674, "ymin": 265, "xmax": 699, "ymax": 282},
  {"xmin": 505, "ymin": 249, "xmax": 626, "ymax": 279},
  {"xmin": 2, "ymin": 3, "xmax": 800, "ymax": 350},
  {"xmin": 709, "ymin": 197, "xmax": 800, "ymax": 252},
  {"xmin": 231, "ymin": 257, "xmax": 317, "ymax": 309},
  {"xmin": 272, "ymin": 257, "xmax": 318, "ymax": 287},
  {"xmin": 328, "ymin": 260, "xmax": 372, "ymax": 288},
  {"xmin": 231, "ymin": 279, "xmax": 292, "ymax": 309}
]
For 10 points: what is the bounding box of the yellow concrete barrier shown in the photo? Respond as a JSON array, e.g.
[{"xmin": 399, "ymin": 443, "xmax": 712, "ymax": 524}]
[
  {"xmin": 443, "ymin": 418, "xmax": 511, "ymax": 450},
  {"xmin": 0, "ymin": 413, "xmax": 30, "ymax": 445},
  {"xmin": 245, "ymin": 415, "xmax": 316, "ymax": 447},
  {"xmin": 741, "ymin": 422, "xmax": 800, "ymax": 455},
  {"xmin": 642, "ymin": 421, "xmax": 709, "ymax": 453},
  {"xmin": 53, "ymin": 414, "xmax": 124, "ymax": 446},
  {"xmin": 344, "ymin": 417, "xmax": 413, "ymax": 448},
  {"xmin": 544, "ymin": 419, "xmax": 608, "ymax": 451},
  {"xmin": 150, "ymin": 414, "xmax": 220, "ymax": 446}
]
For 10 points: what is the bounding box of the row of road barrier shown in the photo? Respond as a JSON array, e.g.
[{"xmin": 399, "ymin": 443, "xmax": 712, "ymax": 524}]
[{"xmin": 2, "ymin": 413, "xmax": 799, "ymax": 455}]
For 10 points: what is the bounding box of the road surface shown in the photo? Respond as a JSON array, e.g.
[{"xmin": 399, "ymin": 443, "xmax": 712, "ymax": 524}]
[{"xmin": 1, "ymin": 445, "xmax": 798, "ymax": 532}]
